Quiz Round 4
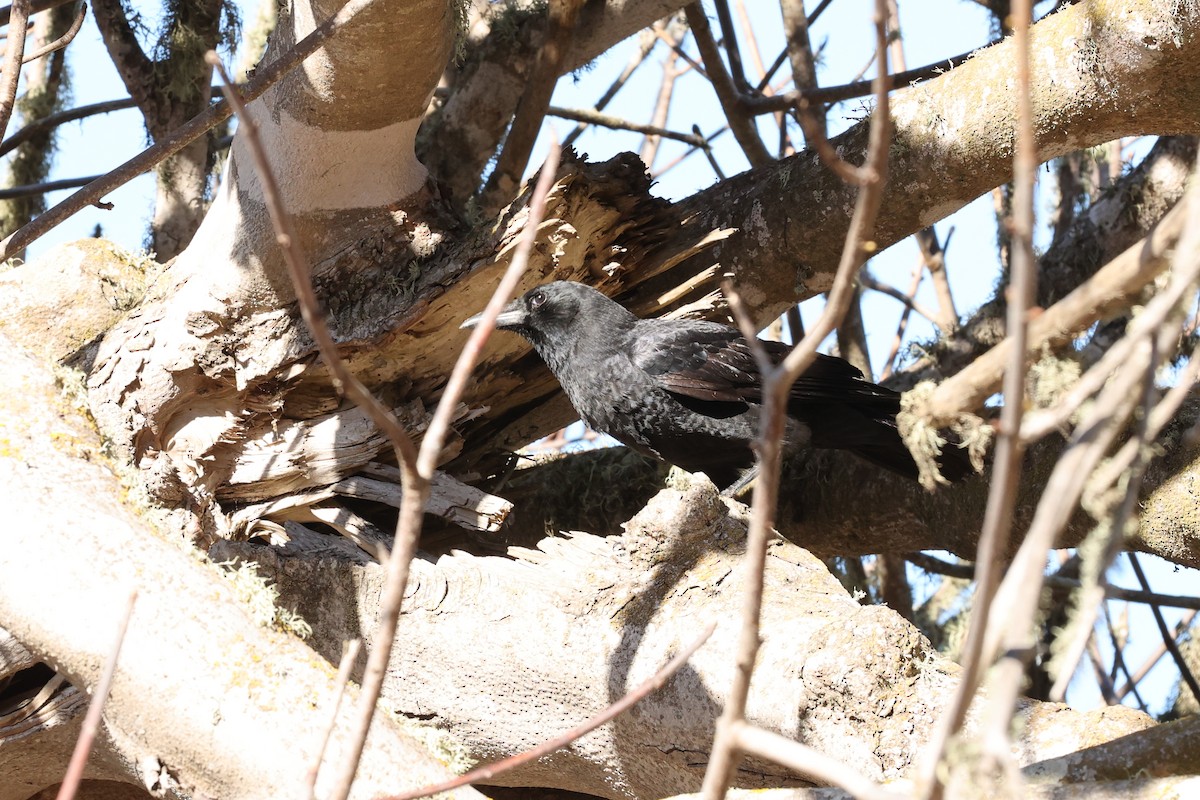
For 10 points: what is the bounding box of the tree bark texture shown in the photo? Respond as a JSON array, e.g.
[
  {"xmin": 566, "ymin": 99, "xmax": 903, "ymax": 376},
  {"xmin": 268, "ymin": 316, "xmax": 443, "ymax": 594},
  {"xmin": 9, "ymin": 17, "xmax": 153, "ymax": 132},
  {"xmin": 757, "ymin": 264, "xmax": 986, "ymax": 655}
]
[
  {"xmin": 214, "ymin": 475, "xmax": 1155, "ymax": 800},
  {"xmin": 0, "ymin": 334, "xmax": 482, "ymax": 800}
]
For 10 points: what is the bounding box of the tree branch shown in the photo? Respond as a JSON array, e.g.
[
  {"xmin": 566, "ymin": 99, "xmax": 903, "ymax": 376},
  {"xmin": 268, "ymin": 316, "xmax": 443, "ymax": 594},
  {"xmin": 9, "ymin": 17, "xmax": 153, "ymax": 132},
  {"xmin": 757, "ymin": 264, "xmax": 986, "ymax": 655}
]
[
  {"xmin": 90, "ymin": 0, "xmax": 158, "ymax": 123},
  {"xmin": 0, "ymin": 0, "xmax": 30, "ymax": 140},
  {"xmin": 684, "ymin": 2, "xmax": 772, "ymax": 167}
]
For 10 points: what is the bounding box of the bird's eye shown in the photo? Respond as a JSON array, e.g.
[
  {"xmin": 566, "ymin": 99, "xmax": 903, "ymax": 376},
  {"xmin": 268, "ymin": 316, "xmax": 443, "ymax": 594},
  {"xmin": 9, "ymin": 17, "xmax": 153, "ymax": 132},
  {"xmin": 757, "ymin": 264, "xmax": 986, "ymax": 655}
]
[{"xmin": 529, "ymin": 290, "xmax": 547, "ymax": 310}]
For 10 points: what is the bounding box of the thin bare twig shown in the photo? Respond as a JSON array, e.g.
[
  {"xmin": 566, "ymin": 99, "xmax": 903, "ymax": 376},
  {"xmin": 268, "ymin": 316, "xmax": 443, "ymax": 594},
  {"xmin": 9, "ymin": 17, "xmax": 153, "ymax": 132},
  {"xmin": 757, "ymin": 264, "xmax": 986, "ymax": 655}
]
[
  {"xmin": 1115, "ymin": 610, "xmax": 1198, "ymax": 701},
  {"xmin": 3, "ymin": 97, "xmax": 133, "ymax": 155},
  {"xmin": 333, "ymin": 144, "xmax": 565, "ymax": 800},
  {"xmin": 915, "ymin": 228, "xmax": 958, "ymax": 331},
  {"xmin": 906, "ymin": 552, "xmax": 1200, "ymax": 611},
  {"xmin": 0, "ymin": 0, "xmax": 32, "ymax": 141},
  {"xmin": 652, "ymin": 22, "xmax": 705, "ymax": 75},
  {"xmin": 562, "ymin": 24, "xmax": 659, "ymax": 148},
  {"xmin": 733, "ymin": 1, "xmax": 765, "ymax": 80},
  {"xmin": 1, "ymin": 0, "xmax": 385, "ymax": 259},
  {"xmin": 775, "ymin": 38, "xmax": 892, "ymax": 384},
  {"xmin": 1102, "ymin": 603, "xmax": 1148, "ymax": 710},
  {"xmin": 378, "ymin": 622, "xmax": 716, "ymax": 800},
  {"xmin": 750, "ymin": 46, "xmax": 981, "ymax": 114},
  {"xmin": 56, "ymin": 591, "xmax": 137, "ymax": 800},
  {"xmin": 21, "ymin": 0, "xmax": 84, "ymax": 64},
  {"xmin": 212, "ymin": 39, "xmax": 567, "ymax": 795},
  {"xmin": 1128, "ymin": 552, "xmax": 1200, "ymax": 704},
  {"xmin": 208, "ymin": 50, "xmax": 485, "ymax": 798},
  {"xmin": 699, "ymin": 5, "xmax": 892, "ymax": 797},
  {"xmin": 878, "ymin": 260, "xmax": 924, "ymax": 381},
  {"xmin": 860, "ymin": 271, "xmax": 940, "ymax": 326},
  {"xmin": 305, "ymin": 639, "xmax": 361, "ymax": 800},
  {"xmin": 732, "ymin": 723, "xmax": 900, "ymax": 800},
  {"xmin": 921, "ymin": 1, "xmax": 1037, "ymax": 792},
  {"xmin": 0, "ymin": 88, "xmax": 228, "ymax": 156},
  {"xmin": 546, "ymin": 105, "xmax": 705, "ymax": 149},
  {"xmin": 684, "ymin": 2, "xmax": 771, "ymax": 167},
  {"xmin": 0, "ymin": 174, "xmax": 103, "ymax": 199},
  {"xmin": 640, "ymin": 25, "xmax": 683, "ymax": 168}
]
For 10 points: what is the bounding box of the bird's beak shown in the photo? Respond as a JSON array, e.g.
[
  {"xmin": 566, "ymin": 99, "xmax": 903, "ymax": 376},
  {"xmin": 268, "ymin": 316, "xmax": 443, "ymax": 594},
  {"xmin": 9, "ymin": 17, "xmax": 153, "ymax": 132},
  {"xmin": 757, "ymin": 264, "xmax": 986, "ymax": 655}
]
[{"xmin": 460, "ymin": 298, "xmax": 526, "ymax": 330}]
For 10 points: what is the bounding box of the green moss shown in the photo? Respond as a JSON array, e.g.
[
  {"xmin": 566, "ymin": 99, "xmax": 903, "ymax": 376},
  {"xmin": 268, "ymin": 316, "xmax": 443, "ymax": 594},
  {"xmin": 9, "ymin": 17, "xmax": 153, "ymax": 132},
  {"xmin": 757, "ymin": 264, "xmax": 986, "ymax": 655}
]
[{"xmin": 216, "ymin": 558, "xmax": 313, "ymax": 639}]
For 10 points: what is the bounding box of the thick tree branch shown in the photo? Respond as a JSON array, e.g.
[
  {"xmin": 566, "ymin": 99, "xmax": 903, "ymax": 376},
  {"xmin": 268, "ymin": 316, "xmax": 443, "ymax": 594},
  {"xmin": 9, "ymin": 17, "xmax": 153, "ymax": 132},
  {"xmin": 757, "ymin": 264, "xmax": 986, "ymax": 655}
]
[
  {"xmin": 661, "ymin": 0, "xmax": 1200, "ymax": 322},
  {"xmin": 213, "ymin": 475, "xmax": 1157, "ymax": 800},
  {"xmin": 0, "ymin": 335, "xmax": 481, "ymax": 800},
  {"xmin": 90, "ymin": 0, "xmax": 158, "ymax": 125}
]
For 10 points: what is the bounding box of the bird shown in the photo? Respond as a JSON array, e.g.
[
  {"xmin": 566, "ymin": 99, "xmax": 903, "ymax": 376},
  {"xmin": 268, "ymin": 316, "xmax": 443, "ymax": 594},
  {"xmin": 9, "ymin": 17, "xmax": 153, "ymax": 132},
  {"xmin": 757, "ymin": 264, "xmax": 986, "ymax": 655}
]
[{"xmin": 462, "ymin": 280, "xmax": 971, "ymax": 487}]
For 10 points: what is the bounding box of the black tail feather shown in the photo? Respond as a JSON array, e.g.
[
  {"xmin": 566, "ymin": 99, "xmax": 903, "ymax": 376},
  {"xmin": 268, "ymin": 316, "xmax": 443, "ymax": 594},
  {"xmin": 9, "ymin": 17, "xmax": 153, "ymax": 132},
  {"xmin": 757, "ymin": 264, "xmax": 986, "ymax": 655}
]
[{"xmin": 849, "ymin": 438, "xmax": 976, "ymax": 483}]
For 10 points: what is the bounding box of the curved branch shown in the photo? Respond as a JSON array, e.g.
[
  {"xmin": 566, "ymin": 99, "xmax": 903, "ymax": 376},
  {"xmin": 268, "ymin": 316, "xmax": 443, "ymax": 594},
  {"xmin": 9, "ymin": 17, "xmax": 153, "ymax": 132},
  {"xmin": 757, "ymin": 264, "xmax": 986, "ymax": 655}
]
[
  {"xmin": 0, "ymin": 0, "xmax": 30, "ymax": 140},
  {"xmin": 661, "ymin": 0, "xmax": 1200, "ymax": 322},
  {"xmin": 20, "ymin": 0, "xmax": 84, "ymax": 64},
  {"xmin": 90, "ymin": 0, "xmax": 156, "ymax": 122}
]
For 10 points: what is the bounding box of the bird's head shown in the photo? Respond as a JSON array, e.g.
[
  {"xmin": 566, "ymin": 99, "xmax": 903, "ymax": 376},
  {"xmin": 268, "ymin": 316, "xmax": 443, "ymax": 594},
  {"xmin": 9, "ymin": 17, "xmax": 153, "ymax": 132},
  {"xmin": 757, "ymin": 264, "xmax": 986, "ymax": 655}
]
[{"xmin": 460, "ymin": 281, "xmax": 635, "ymax": 354}]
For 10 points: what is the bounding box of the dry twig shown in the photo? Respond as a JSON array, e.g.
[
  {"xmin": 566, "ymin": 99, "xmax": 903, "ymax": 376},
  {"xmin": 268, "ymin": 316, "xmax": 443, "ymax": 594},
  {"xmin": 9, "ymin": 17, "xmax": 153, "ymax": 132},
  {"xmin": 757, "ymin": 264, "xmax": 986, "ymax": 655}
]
[
  {"xmin": 1130, "ymin": 552, "xmax": 1200, "ymax": 705},
  {"xmin": 21, "ymin": 0, "xmax": 83, "ymax": 64},
  {"xmin": 0, "ymin": 0, "xmax": 31, "ymax": 141},
  {"xmin": 208, "ymin": 43, "xmax": 565, "ymax": 797},
  {"xmin": 920, "ymin": 1, "xmax": 1037, "ymax": 792},
  {"xmin": 907, "ymin": 552, "xmax": 1200, "ymax": 611},
  {"xmin": 548, "ymin": 105, "xmax": 705, "ymax": 149},
  {"xmin": 55, "ymin": 591, "xmax": 137, "ymax": 800},
  {"xmin": 640, "ymin": 24, "xmax": 683, "ymax": 168},
  {"xmin": 562, "ymin": 24, "xmax": 659, "ymax": 148},
  {"xmin": 305, "ymin": 639, "xmax": 361, "ymax": 800},
  {"xmin": 699, "ymin": 3, "xmax": 893, "ymax": 796}
]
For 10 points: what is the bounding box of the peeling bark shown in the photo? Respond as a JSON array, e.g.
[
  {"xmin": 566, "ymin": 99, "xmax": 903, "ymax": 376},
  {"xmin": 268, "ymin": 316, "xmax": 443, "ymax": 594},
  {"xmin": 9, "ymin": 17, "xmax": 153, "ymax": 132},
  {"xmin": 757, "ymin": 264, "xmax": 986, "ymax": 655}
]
[{"xmin": 0, "ymin": 335, "xmax": 481, "ymax": 800}]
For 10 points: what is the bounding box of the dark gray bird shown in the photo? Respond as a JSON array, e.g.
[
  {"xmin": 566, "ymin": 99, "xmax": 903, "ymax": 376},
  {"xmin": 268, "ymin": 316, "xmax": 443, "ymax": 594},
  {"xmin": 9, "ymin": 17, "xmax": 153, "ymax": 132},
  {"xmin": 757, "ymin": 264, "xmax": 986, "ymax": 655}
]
[{"xmin": 462, "ymin": 280, "xmax": 970, "ymax": 486}]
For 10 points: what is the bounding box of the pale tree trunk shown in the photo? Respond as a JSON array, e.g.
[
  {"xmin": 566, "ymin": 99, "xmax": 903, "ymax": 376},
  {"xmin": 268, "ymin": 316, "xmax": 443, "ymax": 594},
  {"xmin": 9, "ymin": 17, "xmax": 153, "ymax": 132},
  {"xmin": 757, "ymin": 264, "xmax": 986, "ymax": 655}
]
[{"xmin": 150, "ymin": 136, "xmax": 212, "ymax": 261}]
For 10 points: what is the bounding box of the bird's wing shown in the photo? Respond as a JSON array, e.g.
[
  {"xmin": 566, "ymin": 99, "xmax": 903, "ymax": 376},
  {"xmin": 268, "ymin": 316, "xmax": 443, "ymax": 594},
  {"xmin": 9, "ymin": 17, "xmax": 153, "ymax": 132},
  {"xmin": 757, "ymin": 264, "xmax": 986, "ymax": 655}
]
[
  {"xmin": 631, "ymin": 321, "xmax": 762, "ymax": 405},
  {"xmin": 631, "ymin": 319, "xmax": 896, "ymax": 407}
]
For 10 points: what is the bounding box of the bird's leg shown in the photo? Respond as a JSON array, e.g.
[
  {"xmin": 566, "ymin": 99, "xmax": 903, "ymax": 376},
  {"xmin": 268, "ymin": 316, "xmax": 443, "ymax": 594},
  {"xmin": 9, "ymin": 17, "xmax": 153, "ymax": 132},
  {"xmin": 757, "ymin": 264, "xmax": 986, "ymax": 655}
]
[{"xmin": 721, "ymin": 466, "xmax": 759, "ymax": 499}]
